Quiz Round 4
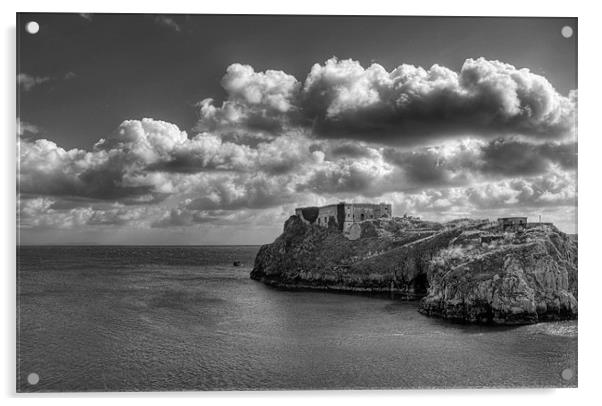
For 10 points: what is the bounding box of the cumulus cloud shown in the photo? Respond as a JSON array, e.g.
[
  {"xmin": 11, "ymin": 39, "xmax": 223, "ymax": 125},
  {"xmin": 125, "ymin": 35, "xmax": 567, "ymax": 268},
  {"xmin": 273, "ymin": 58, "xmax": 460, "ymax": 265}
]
[
  {"xmin": 18, "ymin": 116, "xmax": 577, "ymax": 231},
  {"xmin": 18, "ymin": 196, "xmax": 153, "ymax": 229},
  {"xmin": 479, "ymin": 139, "xmax": 577, "ymax": 175},
  {"xmin": 18, "ymin": 119, "xmax": 323, "ymax": 213},
  {"xmin": 18, "ymin": 137, "xmax": 156, "ymax": 201},
  {"xmin": 17, "ymin": 55, "xmax": 578, "ymax": 234},
  {"xmin": 305, "ymin": 57, "xmax": 576, "ymax": 142},
  {"xmin": 383, "ymin": 141, "xmax": 481, "ymax": 188},
  {"xmin": 154, "ymin": 16, "xmax": 181, "ymax": 32},
  {"xmin": 196, "ymin": 63, "xmax": 301, "ymax": 136},
  {"xmin": 298, "ymin": 153, "xmax": 395, "ymax": 196},
  {"xmin": 382, "ymin": 168, "xmax": 576, "ymax": 221},
  {"xmin": 198, "ymin": 57, "xmax": 576, "ymax": 144},
  {"xmin": 184, "ymin": 173, "xmax": 296, "ymax": 211},
  {"xmin": 17, "ymin": 118, "xmax": 40, "ymax": 137},
  {"xmin": 382, "ymin": 138, "xmax": 576, "ymax": 187},
  {"xmin": 19, "ymin": 119, "xmax": 204, "ymax": 202},
  {"xmin": 18, "ymin": 71, "xmax": 78, "ymax": 92},
  {"xmin": 466, "ymin": 170, "xmax": 576, "ymax": 210},
  {"xmin": 18, "ymin": 73, "xmax": 50, "ymax": 91},
  {"xmin": 151, "ymin": 204, "xmax": 289, "ymax": 228}
]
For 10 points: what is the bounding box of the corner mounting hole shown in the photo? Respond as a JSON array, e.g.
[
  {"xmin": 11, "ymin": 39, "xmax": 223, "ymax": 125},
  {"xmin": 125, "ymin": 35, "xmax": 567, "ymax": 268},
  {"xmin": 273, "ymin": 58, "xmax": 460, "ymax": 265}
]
[
  {"xmin": 561, "ymin": 368, "xmax": 574, "ymax": 381},
  {"xmin": 27, "ymin": 372, "xmax": 39, "ymax": 385},
  {"xmin": 25, "ymin": 21, "xmax": 39, "ymax": 35},
  {"xmin": 561, "ymin": 26, "xmax": 573, "ymax": 39}
]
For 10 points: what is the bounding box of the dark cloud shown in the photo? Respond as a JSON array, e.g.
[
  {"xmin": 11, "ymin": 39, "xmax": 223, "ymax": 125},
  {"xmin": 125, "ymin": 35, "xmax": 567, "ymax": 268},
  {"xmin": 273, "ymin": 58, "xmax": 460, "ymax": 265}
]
[
  {"xmin": 383, "ymin": 144, "xmax": 477, "ymax": 187},
  {"xmin": 537, "ymin": 142, "xmax": 578, "ymax": 170},
  {"xmin": 329, "ymin": 143, "xmax": 376, "ymax": 159},
  {"xmin": 383, "ymin": 139, "xmax": 577, "ymax": 184},
  {"xmin": 480, "ymin": 139, "xmax": 577, "ymax": 176}
]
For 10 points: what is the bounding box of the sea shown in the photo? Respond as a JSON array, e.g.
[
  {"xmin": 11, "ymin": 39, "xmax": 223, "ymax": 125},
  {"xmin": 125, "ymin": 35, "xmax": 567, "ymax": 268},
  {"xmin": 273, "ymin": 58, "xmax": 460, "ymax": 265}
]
[{"xmin": 17, "ymin": 245, "xmax": 577, "ymax": 392}]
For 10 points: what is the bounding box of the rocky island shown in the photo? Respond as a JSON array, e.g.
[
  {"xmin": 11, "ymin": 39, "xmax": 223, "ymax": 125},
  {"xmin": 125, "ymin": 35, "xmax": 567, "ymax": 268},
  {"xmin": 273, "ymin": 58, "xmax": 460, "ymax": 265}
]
[{"xmin": 251, "ymin": 205, "xmax": 578, "ymax": 325}]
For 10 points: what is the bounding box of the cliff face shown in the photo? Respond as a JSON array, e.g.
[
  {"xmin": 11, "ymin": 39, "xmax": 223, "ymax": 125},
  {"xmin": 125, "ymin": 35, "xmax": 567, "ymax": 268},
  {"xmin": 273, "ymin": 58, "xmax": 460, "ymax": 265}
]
[
  {"xmin": 419, "ymin": 227, "xmax": 578, "ymax": 324},
  {"xmin": 251, "ymin": 215, "xmax": 456, "ymax": 298},
  {"xmin": 251, "ymin": 215, "xmax": 578, "ymax": 324}
]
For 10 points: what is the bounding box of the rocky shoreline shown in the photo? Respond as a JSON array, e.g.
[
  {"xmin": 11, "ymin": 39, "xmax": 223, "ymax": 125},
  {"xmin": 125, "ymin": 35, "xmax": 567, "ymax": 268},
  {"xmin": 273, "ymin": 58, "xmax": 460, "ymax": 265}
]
[
  {"xmin": 251, "ymin": 275, "xmax": 425, "ymax": 299},
  {"xmin": 251, "ymin": 215, "xmax": 578, "ymax": 325}
]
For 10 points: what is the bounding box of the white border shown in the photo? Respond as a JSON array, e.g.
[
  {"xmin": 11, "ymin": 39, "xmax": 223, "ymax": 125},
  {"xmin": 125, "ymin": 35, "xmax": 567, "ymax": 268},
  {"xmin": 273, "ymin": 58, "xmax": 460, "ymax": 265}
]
[{"xmin": 3, "ymin": 1, "xmax": 600, "ymax": 404}]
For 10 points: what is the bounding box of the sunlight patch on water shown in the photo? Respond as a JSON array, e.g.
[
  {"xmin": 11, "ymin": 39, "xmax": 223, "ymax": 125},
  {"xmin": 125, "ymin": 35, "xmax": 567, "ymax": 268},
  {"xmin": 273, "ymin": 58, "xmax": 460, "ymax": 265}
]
[{"xmin": 523, "ymin": 321, "xmax": 578, "ymax": 337}]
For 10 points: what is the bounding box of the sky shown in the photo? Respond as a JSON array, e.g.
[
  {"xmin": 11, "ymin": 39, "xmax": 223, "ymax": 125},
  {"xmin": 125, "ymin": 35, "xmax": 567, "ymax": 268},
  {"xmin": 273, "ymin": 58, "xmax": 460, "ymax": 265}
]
[{"xmin": 17, "ymin": 13, "xmax": 577, "ymax": 244}]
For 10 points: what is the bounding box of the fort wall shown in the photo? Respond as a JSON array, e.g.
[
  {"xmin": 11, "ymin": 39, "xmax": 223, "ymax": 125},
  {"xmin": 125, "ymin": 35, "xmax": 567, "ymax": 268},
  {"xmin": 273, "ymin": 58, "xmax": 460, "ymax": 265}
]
[{"xmin": 295, "ymin": 202, "xmax": 392, "ymax": 232}]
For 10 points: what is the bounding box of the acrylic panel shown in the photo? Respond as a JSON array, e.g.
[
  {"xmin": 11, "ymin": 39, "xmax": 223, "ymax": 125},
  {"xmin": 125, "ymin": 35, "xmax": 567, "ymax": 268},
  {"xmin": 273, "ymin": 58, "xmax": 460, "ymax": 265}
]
[{"xmin": 16, "ymin": 13, "xmax": 578, "ymax": 392}]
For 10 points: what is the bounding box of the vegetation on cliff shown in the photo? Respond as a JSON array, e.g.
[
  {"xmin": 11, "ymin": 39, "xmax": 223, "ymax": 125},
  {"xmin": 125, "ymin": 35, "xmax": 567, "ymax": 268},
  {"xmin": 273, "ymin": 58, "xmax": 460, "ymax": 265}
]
[{"xmin": 251, "ymin": 215, "xmax": 578, "ymax": 324}]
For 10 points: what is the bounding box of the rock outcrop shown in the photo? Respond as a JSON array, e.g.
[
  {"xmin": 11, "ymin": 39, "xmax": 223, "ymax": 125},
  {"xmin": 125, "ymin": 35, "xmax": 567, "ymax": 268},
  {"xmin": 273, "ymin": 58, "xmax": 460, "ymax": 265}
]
[
  {"xmin": 251, "ymin": 215, "xmax": 578, "ymax": 324},
  {"xmin": 419, "ymin": 226, "xmax": 578, "ymax": 324}
]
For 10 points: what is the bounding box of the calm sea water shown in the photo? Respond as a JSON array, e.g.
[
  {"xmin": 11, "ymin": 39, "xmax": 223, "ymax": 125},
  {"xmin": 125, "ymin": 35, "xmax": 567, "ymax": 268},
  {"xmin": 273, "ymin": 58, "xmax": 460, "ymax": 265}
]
[{"xmin": 17, "ymin": 245, "xmax": 577, "ymax": 392}]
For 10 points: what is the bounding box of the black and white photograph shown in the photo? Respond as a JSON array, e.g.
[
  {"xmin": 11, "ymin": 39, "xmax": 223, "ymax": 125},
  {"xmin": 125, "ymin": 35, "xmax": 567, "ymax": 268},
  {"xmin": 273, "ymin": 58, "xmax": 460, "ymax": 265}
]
[{"xmin": 16, "ymin": 12, "xmax": 578, "ymax": 392}]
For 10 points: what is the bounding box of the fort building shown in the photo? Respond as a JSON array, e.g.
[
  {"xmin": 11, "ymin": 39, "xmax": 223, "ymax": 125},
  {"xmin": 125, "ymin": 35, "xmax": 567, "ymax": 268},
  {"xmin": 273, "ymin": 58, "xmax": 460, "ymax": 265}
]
[
  {"xmin": 295, "ymin": 202, "xmax": 392, "ymax": 232},
  {"xmin": 526, "ymin": 222, "xmax": 554, "ymax": 229},
  {"xmin": 497, "ymin": 217, "xmax": 527, "ymax": 231}
]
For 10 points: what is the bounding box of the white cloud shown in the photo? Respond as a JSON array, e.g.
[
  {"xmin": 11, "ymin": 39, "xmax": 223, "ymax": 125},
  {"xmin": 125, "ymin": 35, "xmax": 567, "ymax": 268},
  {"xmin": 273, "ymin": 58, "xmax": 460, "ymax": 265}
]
[
  {"xmin": 17, "ymin": 73, "xmax": 50, "ymax": 91},
  {"xmin": 17, "ymin": 118, "xmax": 40, "ymax": 136},
  {"xmin": 154, "ymin": 16, "xmax": 181, "ymax": 32},
  {"xmin": 17, "ymin": 55, "xmax": 578, "ymax": 234},
  {"xmin": 198, "ymin": 57, "xmax": 576, "ymax": 144},
  {"xmin": 222, "ymin": 63, "xmax": 300, "ymax": 113},
  {"xmin": 196, "ymin": 64, "xmax": 301, "ymax": 136}
]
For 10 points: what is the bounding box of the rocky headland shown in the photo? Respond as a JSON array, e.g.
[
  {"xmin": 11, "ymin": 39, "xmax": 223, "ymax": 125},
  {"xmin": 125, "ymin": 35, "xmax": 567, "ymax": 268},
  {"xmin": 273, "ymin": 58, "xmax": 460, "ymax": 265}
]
[{"xmin": 251, "ymin": 215, "xmax": 578, "ymax": 325}]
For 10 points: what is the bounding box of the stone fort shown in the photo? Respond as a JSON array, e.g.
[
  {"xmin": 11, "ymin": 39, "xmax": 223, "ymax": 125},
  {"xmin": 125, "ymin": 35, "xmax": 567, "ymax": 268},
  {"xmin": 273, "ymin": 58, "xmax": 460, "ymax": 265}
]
[{"xmin": 295, "ymin": 202, "xmax": 392, "ymax": 232}]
